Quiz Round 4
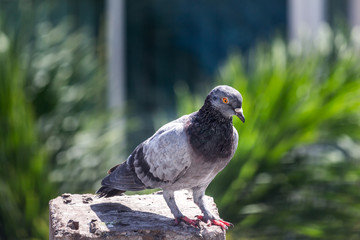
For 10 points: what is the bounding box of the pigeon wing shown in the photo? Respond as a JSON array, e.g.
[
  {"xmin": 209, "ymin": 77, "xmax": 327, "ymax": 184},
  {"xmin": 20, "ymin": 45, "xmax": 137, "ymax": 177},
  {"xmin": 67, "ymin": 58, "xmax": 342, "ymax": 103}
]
[
  {"xmin": 131, "ymin": 121, "xmax": 192, "ymax": 188},
  {"xmin": 98, "ymin": 115, "xmax": 192, "ymax": 193}
]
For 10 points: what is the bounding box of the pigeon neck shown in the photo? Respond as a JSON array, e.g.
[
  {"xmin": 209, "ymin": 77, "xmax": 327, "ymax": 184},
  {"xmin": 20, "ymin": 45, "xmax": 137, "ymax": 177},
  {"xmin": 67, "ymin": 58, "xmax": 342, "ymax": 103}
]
[
  {"xmin": 187, "ymin": 101, "xmax": 234, "ymax": 161},
  {"xmin": 198, "ymin": 100, "xmax": 232, "ymax": 123}
]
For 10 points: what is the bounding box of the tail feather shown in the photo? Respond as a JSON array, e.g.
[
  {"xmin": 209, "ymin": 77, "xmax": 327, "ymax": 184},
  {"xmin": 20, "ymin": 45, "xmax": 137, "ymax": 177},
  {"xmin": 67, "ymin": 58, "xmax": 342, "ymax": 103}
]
[
  {"xmin": 96, "ymin": 161, "xmax": 146, "ymax": 197},
  {"xmin": 96, "ymin": 186, "xmax": 125, "ymax": 198}
]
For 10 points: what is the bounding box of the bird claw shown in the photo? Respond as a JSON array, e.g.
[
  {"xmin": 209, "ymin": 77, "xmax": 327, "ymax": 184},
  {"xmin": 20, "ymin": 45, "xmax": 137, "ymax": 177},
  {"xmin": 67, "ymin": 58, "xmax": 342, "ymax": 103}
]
[
  {"xmin": 211, "ymin": 219, "xmax": 232, "ymax": 230},
  {"xmin": 175, "ymin": 216, "xmax": 200, "ymax": 228},
  {"xmin": 196, "ymin": 215, "xmax": 233, "ymax": 230}
]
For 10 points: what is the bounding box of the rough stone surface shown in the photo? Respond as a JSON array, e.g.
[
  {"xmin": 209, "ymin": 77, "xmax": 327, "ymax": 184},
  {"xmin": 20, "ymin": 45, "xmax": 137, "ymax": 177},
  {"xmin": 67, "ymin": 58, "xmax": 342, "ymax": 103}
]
[{"xmin": 49, "ymin": 190, "xmax": 226, "ymax": 240}]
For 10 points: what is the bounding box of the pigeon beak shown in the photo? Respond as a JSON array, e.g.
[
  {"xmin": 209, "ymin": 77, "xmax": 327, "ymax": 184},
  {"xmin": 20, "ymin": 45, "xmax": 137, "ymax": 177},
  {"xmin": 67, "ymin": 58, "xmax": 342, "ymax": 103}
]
[{"xmin": 234, "ymin": 108, "xmax": 245, "ymax": 123}]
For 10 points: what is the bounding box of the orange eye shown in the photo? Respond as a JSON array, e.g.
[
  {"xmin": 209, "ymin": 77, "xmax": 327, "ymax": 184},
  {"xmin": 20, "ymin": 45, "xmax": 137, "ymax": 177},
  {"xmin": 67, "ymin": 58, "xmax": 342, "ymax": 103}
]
[{"xmin": 222, "ymin": 97, "xmax": 229, "ymax": 104}]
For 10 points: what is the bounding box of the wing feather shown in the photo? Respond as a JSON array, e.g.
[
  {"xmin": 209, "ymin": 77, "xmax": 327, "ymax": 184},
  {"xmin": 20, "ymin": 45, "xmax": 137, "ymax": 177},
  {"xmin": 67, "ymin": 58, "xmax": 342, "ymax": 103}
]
[
  {"xmin": 132, "ymin": 120, "xmax": 192, "ymax": 187},
  {"xmin": 97, "ymin": 114, "xmax": 192, "ymax": 194},
  {"xmin": 100, "ymin": 161, "xmax": 146, "ymax": 192}
]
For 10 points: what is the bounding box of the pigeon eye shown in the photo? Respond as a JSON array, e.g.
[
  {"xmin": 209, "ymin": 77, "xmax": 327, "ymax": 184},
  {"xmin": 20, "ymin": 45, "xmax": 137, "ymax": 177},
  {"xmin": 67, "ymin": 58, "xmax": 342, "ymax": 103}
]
[{"xmin": 222, "ymin": 97, "xmax": 229, "ymax": 104}]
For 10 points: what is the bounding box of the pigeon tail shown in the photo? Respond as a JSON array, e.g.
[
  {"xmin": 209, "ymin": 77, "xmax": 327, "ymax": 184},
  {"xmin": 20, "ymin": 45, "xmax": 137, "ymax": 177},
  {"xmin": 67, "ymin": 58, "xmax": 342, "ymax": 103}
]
[
  {"xmin": 96, "ymin": 161, "xmax": 147, "ymax": 197},
  {"xmin": 96, "ymin": 186, "xmax": 125, "ymax": 198}
]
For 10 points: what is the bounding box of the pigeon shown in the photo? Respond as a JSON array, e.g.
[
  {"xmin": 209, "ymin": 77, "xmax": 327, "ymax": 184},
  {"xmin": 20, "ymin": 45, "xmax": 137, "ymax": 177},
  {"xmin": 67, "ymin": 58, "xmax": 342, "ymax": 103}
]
[{"xmin": 96, "ymin": 85, "xmax": 245, "ymax": 230}]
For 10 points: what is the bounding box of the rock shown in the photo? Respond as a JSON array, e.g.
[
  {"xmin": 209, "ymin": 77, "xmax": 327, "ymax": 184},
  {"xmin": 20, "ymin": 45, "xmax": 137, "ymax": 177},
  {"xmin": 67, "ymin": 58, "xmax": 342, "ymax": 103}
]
[
  {"xmin": 62, "ymin": 193, "xmax": 72, "ymax": 204},
  {"xmin": 82, "ymin": 195, "xmax": 93, "ymax": 204},
  {"xmin": 49, "ymin": 190, "xmax": 226, "ymax": 240},
  {"xmin": 67, "ymin": 220, "xmax": 79, "ymax": 230}
]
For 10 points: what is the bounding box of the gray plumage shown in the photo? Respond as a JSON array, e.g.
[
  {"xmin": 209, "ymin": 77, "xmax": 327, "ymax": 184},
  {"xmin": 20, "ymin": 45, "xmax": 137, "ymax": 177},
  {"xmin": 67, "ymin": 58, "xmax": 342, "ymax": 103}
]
[{"xmin": 96, "ymin": 85, "xmax": 245, "ymax": 227}]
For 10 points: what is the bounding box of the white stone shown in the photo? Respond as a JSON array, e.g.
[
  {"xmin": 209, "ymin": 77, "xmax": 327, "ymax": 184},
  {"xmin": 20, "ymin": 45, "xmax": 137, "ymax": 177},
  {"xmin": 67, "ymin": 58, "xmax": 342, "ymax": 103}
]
[{"xmin": 49, "ymin": 190, "xmax": 226, "ymax": 240}]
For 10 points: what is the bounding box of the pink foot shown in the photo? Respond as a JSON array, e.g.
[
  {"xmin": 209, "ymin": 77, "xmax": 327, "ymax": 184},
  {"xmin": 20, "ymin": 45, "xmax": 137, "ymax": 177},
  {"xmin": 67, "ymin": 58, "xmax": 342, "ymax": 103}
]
[
  {"xmin": 196, "ymin": 215, "xmax": 233, "ymax": 230},
  {"xmin": 175, "ymin": 216, "xmax": 200, "ymax": 228}
]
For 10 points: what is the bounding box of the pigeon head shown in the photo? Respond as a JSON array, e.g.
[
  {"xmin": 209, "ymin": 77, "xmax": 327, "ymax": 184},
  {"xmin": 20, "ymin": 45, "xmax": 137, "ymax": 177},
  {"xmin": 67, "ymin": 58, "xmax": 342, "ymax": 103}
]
[{"xmin": 207, "ymin": 85, "xmax": 245, "ymax": 122}]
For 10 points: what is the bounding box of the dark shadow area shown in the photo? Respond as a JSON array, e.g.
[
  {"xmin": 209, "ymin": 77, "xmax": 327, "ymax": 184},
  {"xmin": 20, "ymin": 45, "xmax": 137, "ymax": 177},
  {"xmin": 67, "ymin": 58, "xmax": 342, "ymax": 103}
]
[
  {"xmin": 91, "ymin": 202, "xmax": 133, "ymax": 215},
  {"xmin": 90, "ymin": 202, "xmax": 183, "ymax": 231}
]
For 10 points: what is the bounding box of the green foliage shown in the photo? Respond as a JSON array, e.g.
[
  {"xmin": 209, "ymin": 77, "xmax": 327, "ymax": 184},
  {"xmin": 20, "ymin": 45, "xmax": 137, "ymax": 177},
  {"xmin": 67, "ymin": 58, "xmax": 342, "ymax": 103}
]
[
  {"xmin": 0, "ymin": 3, "xmax": 120, "ymax": 239},
  {"xmin": 2, "ymin": 2, "xmax": 360, "ymax": 239},
  {"xmin": 0, "ymin": 30, "xmax": 53, "ymax": 239},
  {"xmin": 24, "ymin": 17, "xmax": 124, "ymax": 193},
  {"xmin": 176, "ymin": 30, "xmax": 360, "ymax": 239}
]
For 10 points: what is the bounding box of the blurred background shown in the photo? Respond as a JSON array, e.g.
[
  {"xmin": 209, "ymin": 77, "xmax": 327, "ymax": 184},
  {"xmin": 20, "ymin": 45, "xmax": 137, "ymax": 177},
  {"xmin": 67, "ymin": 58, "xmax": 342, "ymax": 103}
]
[{"xmin": 1, "ymin": 0, "xmax": 360, "ymax": 239}]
